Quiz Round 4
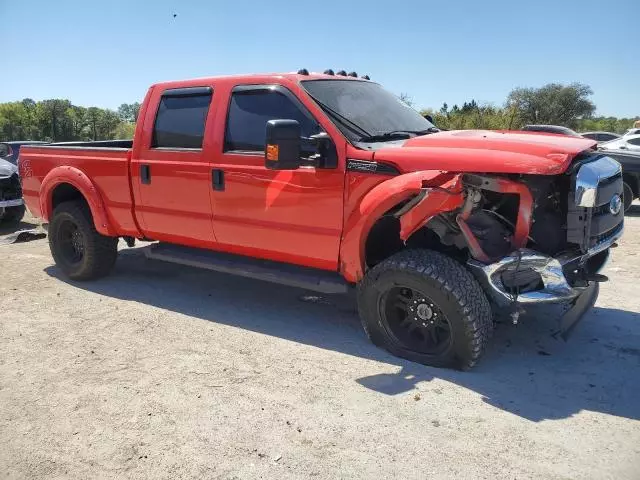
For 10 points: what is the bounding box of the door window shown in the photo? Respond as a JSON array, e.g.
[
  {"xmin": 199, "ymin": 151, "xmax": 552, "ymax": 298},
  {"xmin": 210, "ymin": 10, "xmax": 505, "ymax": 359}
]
[
  {"xmin": 152, "ymin": 90, "xmax": 212, "ymax": 149},
  {"xmin": 224, "ymin": 88, "xmax": 319, "ymax": 152}
]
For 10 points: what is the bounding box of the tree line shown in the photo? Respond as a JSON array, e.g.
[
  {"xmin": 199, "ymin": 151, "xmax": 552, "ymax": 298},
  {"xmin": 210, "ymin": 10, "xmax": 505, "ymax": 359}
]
[
  {"xmin": 0, "ymin": 99, "xmax": 140, "ymax": 142},
  {"xmin": 0, "ymin": 83, "xmax": 637, "ymax": 143},
  {"xmin": 413, "ymin": 83, "xmax": 637, "ymax": 134}
]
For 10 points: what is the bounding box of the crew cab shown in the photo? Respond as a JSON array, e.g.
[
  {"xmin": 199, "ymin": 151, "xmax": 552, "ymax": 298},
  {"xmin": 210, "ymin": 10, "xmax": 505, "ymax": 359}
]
[{"xmin": 19, "ymin": 70, "xmax": 624, "ymax": 369}]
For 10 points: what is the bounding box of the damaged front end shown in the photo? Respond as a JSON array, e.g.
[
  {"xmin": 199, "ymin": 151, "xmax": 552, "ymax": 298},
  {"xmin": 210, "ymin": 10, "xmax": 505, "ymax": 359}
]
[{"xmin": 397, "ymin": 154, "xmax": 623, "ymax": 337}]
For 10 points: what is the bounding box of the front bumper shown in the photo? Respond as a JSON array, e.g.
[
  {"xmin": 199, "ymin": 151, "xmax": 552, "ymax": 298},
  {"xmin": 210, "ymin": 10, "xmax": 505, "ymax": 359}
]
[
  {"xmin": 557, "ymin": 281, "xmax": 599, "ymax": 340},
  {"xmin": 0, "ymin": 198, "xmax": 23, "ymax": 208},
  {"xmin": 467, "ymin": 222, "xmax": 621, "ymax": 308}
]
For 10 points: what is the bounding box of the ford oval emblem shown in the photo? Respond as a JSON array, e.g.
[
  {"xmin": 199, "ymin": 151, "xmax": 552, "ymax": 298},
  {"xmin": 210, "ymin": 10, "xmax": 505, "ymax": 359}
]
[{"xmin": 609, "ymin": 194, "xmax": 622, "ymax": 215}]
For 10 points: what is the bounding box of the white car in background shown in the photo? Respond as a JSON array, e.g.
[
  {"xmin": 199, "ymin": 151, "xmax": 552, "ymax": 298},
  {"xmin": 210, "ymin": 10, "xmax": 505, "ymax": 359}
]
[
  {"xmin": 622, "ymin": 128, "xmax": 640, "ymax": 137},
  {"xmin": 599, "ymin": 134, "xmax": 640, "ymax": 151},
  {"xmin": 580, "ymin": 131, "xmax": 621, "ymax": 143}
]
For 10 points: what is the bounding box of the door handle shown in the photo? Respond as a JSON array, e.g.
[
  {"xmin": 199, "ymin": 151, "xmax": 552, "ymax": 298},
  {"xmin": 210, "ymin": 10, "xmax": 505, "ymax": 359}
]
[
  {"xmin": 140, "ymin": 164, "xmax": 151, "ymax": 184},
  {"xmin": 212, "ymin": 169, "xmax": 225, "ymax": 191}
]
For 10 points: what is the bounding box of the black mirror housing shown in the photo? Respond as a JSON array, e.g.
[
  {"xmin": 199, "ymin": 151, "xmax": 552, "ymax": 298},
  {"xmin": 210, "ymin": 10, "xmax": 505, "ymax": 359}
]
[{"xmin": 265, "ymin": 119, "xmax": 301, "ymax": 170}]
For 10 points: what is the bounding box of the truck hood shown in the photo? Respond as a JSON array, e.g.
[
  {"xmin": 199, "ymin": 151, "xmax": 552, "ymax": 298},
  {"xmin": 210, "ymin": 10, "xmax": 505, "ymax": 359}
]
[{"xmin": 373, "ymin": 130, "xmax": 597, "ymax": 175}]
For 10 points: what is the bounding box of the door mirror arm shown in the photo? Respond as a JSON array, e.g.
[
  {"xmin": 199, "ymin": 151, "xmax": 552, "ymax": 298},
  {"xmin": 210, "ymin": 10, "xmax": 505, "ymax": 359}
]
[{"xmin": 303, "ymin": 132, "xmax": 338, "ymax": 169}]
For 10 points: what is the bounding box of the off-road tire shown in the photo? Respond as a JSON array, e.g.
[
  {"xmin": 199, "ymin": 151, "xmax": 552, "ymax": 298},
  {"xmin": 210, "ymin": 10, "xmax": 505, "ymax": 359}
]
[
  {"xmin": 49, "ymin": 201, "xmax": 118, "ymax": 280},
  {"xmin": 1, "ymin": 204, "xmax": 25, "ymax": 225},
  {"xmin": 623, "ymin": 182, "xmax": 634, "ymax": 213},
  {"xmin": 357, "ymin": 249, "xmax": 493, "ymax": 370}
]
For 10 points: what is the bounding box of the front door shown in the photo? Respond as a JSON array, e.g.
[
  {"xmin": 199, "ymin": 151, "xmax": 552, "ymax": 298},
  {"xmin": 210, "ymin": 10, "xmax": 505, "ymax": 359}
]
[
  {"xmin": 211, "ymin": 85, "xmax": 345, "ymax": 270},
  {"xmin": 131, "ymin": 86, "xmax": 216, "ymax": 247}
]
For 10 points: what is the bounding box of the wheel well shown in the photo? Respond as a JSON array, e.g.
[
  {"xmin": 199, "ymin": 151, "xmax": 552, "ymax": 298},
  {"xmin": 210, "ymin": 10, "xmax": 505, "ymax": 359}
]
[
  {"xmin": 51, "ymin": 183, "xmax": 89, "ymax": 212},
  {"xmin": 364, "ymin": 215, "xmax": 461, "ymax": 268},
  {"xmin": 623, "ymin": 174, "xmax": 640, "ymax": 198}
]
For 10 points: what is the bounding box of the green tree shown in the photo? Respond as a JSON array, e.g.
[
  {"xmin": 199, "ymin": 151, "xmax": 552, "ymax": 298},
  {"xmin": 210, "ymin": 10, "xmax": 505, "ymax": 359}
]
[
  {"xmin": 117, "ymin": 102, "xmax": 141, "ymax": 123},
  {"xmin": 506, "ymin": 83, "xmax": 596, "ymax": 128},
  {"xmin": 113, "ymin": 122, "xmax": 136, "ymax": 139}
]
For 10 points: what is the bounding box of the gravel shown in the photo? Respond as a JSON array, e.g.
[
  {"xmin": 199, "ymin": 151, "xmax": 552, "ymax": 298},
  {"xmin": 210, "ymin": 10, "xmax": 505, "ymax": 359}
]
[{"xmin": 1, "ymin": 209, "xmax": 639, "ymax": 479}]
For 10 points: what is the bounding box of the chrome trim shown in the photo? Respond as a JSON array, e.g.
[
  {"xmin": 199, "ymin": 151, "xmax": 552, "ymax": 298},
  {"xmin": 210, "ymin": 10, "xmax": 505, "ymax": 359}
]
[
  {"xmin": 586, "ymin": 224, "xmax": 624, "ymax": 257},
  {"xmin": 0, "ymin": 198, "xmax": 23, "ymax": 208},
  {"xmin": 469, "ymin": 249, "xmax": 578, "ymax": 306},
  {"xmin": 575, "ymin": 156, "xmax": 621, "ymax": 207}
]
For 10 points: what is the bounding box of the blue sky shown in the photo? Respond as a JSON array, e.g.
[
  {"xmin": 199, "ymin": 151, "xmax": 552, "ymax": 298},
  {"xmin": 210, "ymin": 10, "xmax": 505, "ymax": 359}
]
[{"xmin": 2, "ymin": 0, "xmax": 638, "ymax": 117}]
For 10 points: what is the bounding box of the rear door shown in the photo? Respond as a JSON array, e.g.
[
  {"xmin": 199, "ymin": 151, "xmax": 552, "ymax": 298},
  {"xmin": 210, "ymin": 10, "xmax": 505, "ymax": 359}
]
[
  {"xmin": 131, "ymin": 86, "xmax": 216, "ymax": 246},
  {"xmin": 210, "ymin": 84, "xmax": 345, "ymax": 270}
]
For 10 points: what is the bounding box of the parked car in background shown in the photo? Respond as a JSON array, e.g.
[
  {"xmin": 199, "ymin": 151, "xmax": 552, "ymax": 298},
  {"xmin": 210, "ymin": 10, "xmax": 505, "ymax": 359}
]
[
  {"xmin": 520, "ymin": 125, "xmax": 582, "ymax": 137},
  {"xmin": 580, "ymin": 131, "xmax": 621, "ymax": 143},
  {"xmin": 601, "ymin": 148, "xmax": 640, "ymax": 212},
  {"xmin": 0, "ymin": 141, "xmax": 49, "ymax": 166},
  {"xmin": 0, "ymin": 157, "xmax": 26, "ymax": 224},
  {"xmin": 599, "ymin": 134, "xmax": 640, "ymax": 152},
  {"xmin": 622, "ymin": 128, "xmax": 640, "ymax": 137}
]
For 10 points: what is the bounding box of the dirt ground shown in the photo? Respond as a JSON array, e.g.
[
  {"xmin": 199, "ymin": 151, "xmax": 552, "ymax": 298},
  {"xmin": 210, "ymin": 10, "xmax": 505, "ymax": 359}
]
[{"xmin": 1, "ymin": 208, "xmax": 639, "ymax": 480}]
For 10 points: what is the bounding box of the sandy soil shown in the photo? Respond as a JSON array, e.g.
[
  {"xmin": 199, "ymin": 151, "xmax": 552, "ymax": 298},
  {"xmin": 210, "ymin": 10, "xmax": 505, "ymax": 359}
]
[{"xmin": 1, "ymin": 209, "xmax": 639, "ymax": 479}]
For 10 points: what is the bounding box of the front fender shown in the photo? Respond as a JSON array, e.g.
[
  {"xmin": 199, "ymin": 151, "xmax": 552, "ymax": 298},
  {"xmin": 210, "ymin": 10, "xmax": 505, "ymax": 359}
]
[
  {"xmin": 40, "ymin": 166, "xmax": 116, "ymax": 236},
  {"xmin": 340, "ymin": 171, "xmax": 463, "ymax": 282}
]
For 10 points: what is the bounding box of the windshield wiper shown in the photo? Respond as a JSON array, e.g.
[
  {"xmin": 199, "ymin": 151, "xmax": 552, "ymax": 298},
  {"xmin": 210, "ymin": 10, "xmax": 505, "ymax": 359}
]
[
  {"xmin": 358, "ymin": 128, "xmax": 438, "ymax": 143},
  {"xmin": 305, "ymin": 93, "xmax": 372, "ymax": 138}
]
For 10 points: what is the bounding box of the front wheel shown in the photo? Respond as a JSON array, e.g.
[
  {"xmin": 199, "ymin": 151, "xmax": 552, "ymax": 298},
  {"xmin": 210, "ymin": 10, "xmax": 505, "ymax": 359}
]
[
  {"xmin": 49, "ymin": 201, "xmax": 118, "ymax": 280},
  {"xmin": 357, "ymin": 249, "xmax": 493, "ymax": 370}
]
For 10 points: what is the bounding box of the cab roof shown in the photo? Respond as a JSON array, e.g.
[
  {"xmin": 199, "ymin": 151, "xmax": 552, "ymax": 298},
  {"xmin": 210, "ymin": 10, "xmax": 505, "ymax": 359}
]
[{"xmin": 151, "ymin": 71, "xmax": 371, "ymax": 90}]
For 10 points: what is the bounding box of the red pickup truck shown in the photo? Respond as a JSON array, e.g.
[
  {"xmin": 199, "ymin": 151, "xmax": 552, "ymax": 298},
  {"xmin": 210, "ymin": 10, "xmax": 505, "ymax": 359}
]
[{"xmin": 19, "ymin": 70, "xmax": 624, "ymax": 369}]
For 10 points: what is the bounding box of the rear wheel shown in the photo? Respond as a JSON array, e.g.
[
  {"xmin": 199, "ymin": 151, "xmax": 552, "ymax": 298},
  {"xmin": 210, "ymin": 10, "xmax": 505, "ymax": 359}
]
[
  {"xmin": 357, "ymin": 249, "xmax": 493, "ymax": 370},
  {"xmin": 49, "ymin": 201, "xmax": 118, "ymax": 280},
  {"xmin": 623, "ymin": 182, "xmax": 634, "ymax": 213}
]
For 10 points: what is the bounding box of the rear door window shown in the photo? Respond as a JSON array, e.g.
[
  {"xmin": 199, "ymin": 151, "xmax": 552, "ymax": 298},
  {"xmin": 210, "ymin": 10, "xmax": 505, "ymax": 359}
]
[{"xmin": 152, "ymin": 89, "xmax": 212, "ymax": 149}]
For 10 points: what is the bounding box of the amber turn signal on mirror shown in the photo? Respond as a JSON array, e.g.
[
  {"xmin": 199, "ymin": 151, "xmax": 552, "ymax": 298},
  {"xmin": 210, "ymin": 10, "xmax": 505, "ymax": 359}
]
[{"xmin": 266, "ymin": 144, "xmax": 279, "ymax": 162}]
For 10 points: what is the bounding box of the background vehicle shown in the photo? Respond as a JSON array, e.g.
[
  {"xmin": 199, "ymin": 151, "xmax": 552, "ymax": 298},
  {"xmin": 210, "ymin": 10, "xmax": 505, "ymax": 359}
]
[
  {"xmin": 0, "ymin": 141, "xmax": 49, "ymax": 166},
  {"xmin": 622, "ymin": 128, "xmax": 640, "ymax": 137},
  {"xmin": 599, "ymin": 134, "xmax": 640, "ymax": 152},
  {"xmin": 520, "ymin": 124, "xmax": 582, "ymax": 137},
  {"xmin": 580, "ymin": 131, "xmax": 621, "ymax": 143},
  {"xmin": 0, "ymin": 157, "xmax": 25, "ymax": 224},
  {"xmin": 600, "ymin": 148, "xmax": 640, "ymax": 211},
  {"xmin": 19, "ymin": 71, "xmax": 624, "ymax": 370}
]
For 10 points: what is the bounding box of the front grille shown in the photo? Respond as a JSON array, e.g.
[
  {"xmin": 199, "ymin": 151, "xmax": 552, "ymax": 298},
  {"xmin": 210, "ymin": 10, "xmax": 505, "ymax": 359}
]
[
  {"xmin": 0, "ymin": 173, "xmax": 22, "ymax": 200},
  {"xmin": 566, "ymin": 155, "xmax": 624, "ymax": 253}
]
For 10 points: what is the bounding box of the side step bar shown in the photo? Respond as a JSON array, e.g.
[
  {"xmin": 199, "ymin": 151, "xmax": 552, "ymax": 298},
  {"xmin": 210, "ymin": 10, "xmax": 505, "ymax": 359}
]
[{"xmin": 143, "ymin": 243, "xmax": 350, "ymax": 294}]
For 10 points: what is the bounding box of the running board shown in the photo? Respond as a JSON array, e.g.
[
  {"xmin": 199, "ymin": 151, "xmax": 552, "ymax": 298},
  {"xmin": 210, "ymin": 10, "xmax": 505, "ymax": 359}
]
[{"xmin": 143, "ymin": 243, "xmax": 349, "ymax": 294}]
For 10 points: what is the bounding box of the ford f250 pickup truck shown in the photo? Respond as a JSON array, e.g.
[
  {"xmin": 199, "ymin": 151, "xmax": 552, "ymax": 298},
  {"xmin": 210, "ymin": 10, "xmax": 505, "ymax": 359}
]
[{"xmin": 19, "ymin": 70, "xmax": 624, "ymax": 369}]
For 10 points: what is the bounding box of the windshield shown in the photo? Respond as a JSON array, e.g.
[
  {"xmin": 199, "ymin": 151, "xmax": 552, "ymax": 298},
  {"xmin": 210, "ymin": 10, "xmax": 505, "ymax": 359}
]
[{"xmin": 301, "ymin": 80, "xmax": 434, "ymax": 143}]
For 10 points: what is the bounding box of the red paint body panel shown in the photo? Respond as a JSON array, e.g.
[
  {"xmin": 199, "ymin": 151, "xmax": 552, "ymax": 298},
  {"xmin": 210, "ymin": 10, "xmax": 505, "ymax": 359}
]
[
  {"xmin": 375, "ymin": 130, "xmax": 596, "ymax": 175},
  {"xmin": 18, "ymin": 72, "xmax": 589, "ymax": 284},
  {"xmin": 340, "ymin": 171, "xmax": 448, "ymax": 282},
  {"xmin": 398, "ymin": 176, "xmax": 464, "ymax": 241},
  {"xmin": 19, "ymin": 148, "xmax": 139, "ymax": 236}
]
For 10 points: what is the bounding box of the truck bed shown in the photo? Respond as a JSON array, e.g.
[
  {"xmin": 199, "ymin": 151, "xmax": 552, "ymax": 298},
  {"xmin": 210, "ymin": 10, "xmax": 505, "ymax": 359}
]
[
  {"xmin": 19, "ymin": 141, "xmax": 139, "ymax": 236},
  {"xmin": 39, "ymin": 140, "xmax": 133, "ymax": 149}
]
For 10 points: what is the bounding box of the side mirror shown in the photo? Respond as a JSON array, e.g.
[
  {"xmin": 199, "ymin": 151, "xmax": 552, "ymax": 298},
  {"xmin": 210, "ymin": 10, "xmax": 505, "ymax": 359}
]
[
  {"xmin": 265, "ymin": 119, "xmax": 301, "ymax": 170},
  {"xmin": 309, "ymin": 132, "xmax": 338, "ymax": 169}
]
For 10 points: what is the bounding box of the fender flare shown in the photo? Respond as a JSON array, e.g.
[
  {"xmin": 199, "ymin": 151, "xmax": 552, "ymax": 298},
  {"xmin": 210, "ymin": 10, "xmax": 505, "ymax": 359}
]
[
  {"xmin": 40, "ymin": 166, "xmax": 116, "ymax": 236},
  {"xmin": 340, "ymin": 171, "xmax": 462, "ymax": 283}
]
